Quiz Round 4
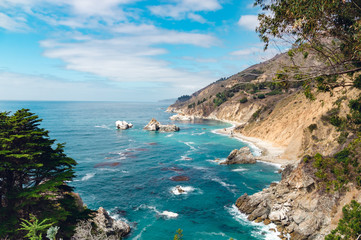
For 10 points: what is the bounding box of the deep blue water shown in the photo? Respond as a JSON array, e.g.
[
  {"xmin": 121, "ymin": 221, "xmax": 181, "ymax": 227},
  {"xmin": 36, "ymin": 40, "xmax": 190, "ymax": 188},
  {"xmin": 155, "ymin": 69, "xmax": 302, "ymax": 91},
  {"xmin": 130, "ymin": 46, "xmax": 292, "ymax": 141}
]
[{"xmin": 0, "ymin": 101, "xmax": 281, "ymax": 240}]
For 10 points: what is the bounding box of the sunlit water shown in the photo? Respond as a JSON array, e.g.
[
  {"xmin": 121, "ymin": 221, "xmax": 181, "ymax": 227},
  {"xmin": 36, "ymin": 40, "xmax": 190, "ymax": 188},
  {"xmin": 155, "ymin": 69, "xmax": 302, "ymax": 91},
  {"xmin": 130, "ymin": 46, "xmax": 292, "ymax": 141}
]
[{"xmin": 0, "ymin": 101, "xmax": 281, "ymax": 240}]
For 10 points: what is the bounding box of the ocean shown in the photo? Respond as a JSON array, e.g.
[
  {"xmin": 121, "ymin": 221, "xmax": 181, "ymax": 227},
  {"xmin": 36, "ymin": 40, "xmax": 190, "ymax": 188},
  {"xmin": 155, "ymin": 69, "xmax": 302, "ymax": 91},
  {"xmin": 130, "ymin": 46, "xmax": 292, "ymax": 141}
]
[{"xmin": 0, "ymin": 101, "xmax": 281, "ymax": 240}]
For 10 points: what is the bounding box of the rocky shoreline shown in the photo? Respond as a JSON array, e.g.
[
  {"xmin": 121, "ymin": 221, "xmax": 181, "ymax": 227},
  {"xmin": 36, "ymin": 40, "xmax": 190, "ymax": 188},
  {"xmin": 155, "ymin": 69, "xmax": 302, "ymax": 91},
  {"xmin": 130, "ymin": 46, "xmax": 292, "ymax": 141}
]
[{"xmin": 167, "ymin": 112, "xmax": 338, "ymax": 239}]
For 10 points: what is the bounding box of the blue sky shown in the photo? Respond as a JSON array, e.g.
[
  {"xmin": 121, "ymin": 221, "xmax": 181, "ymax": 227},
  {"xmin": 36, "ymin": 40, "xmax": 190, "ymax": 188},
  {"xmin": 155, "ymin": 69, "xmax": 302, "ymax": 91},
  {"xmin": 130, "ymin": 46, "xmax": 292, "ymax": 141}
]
[{"xmin": 0, "ymin": 0, "xmax": 279, "ymax": 101}]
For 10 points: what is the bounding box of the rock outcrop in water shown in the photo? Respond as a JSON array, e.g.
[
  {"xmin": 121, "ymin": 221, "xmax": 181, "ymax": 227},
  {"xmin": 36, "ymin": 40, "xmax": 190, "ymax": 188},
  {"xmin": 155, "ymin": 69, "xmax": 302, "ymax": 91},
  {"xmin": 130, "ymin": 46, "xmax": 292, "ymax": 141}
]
[
  {"xmin": 235, "ymin": 162, "xmax": 339, "ymax": 240},
  {"xmin": 170, "ymin": 114, "xmax": 194, "ymax": 121},
  {"xmin": 93, "ymin": 207, "xmax": 131, "ymax": 238},
  {"xmin": 144, "ymin": 118, "xmax": 180, "ymax": 132},
  {"xmin": 220, "ymin": 147, "xmax": 256, "ymax": 165},
  {"xmin": 115, "ymin": 120, "xmax": 133, "ymax": 130}
]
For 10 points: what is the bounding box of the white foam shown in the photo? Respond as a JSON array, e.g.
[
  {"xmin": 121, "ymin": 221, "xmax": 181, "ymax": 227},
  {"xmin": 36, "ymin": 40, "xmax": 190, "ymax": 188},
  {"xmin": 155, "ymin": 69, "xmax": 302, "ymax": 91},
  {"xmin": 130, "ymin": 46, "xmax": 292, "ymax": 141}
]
[
  {"xmin": 207, "ymin": 159, "xmax": 225, "ymax": 164},
  {"xmin": 211, "ymin": 177, "xmax": 237, "ymax": 194},
  {"xmin": 232, "ymin": 168, "xmax": 248, "ymax": 172},
  {"xmin": 132, "ymin": 220, "xmax": 155, "ymax": 240},
  {"xmin": 134, "ymin": 205, "xmax": 179, "ymax": 219},
  {"xmin": 94, "ymin": 125, "xmax": 111, "ymax": 130},
  {"xmin": 257, "ymin": 160, "xmax": 282, "ymax": 169},
  {"xmin": 166, "ymin": 134, "xmax": 174, "ymax": 138},
  {"xmin": 212, "ymin": 177, "xmax": 236, "ymax": 188},
  {"xmin": 170, "ymin": 186, "xmax": 201, "ymax": 195},
  {"xmin": 192, "ymin": 132, "xmax": 206, "ymax": 136},
  {"xmin": 212, "ymin": 125, "xmax": 263, "ymax": 157},
  {"xmin": 159, "ymin": 211, "xmax": 178, "ymax": 218},
  {"xmin": 226, "ymin": 204, "xmax": 281, "ymax": 240},
  {"xmin": 81, "ymin": 173, "xmax": 95, "ymax": 181},
  {"xmin": 180, "ymin": 155, "xmax": 193, "ymax": 161},
  {"xmin": 183, "ymin": 141, "xmax": 196, "ymax": 150}
]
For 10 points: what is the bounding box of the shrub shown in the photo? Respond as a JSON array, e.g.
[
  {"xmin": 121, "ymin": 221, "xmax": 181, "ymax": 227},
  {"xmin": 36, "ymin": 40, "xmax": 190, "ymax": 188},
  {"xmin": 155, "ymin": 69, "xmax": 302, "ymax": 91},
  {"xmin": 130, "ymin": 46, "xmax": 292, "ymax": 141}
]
[
  {"xmin": 239, "ymin": 97, "xmax": 248, "ymax": 103},
  {"xmin": 308, "ymin": 124, "xmax": 317, "ymax": 133},
  {"xmin": 257, "ymin": 94, "xmax": 265, "ymax": 99},
  {"xmin": 325, "ymin": 200, "xmax": 361, "ymax": 240}
]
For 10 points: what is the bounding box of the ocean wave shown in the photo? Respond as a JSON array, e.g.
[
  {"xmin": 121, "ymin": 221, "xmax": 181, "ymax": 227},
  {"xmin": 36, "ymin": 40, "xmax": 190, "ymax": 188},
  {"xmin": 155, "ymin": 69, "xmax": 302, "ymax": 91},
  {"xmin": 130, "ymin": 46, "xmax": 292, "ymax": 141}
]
[
  {"xmin": 232, "ymin": 168, "xmax": 248, "ymax": 172},
  {"xmin": 97, "ymin": 168, "xmax": 121, "ymax": 172},
  {"xmin": 166, "ymin": 134, "xmax": 174, "ymax": 138},
  {"xmin": 192, "ymin": 132, "xmax": 205, "ymax": 136},
  {"xmin": 94, "ymin": 125, "xmax": 111, "ymax": 130},
  {"xmin": 211, "ymin": 177, "xmax": 237, "ymax": 194},
  {"xmin": 206, "ymin": 159, "xmax": 224, "ymax": 164},
  {"xmin": 182, "ymin": 141, "xmax": 196, "ymax": 150},
  {"xmin": 180, "ymin": 155, "xmax": 193, "ymax": 161},
  {"xmin": 170, "ymin": 186, "xmax": 202, "ymax": 195},
  {"xmin": 134, "ymin": 204, "xmax": 179, "ymax": 219},
  {"xmin": 225, "ymin": 204, "xmax": 281, "ymax": 240},
  {"xmin": 258, "ymin": 161, "xmax": 282, "ymax": 169},
  {"xmin": 132, "ymin": 220, "xmax": 156, "ymax": 240},
  {"xmin": 81, "ymin": 173, "xmax": 95, "ymax": 181}
]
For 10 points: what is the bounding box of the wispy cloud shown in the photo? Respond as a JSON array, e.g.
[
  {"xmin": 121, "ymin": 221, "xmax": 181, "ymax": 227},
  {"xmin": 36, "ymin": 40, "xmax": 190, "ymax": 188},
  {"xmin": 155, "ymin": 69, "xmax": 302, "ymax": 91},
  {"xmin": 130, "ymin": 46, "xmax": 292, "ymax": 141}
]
[
  {"xmin": 40, "ymin": 27, "xmax": 218, "ymax": 90},
  {"xmin": 237, "ymin": 15, "xmax": 259, "ymax": 31},
  {"xmin": 0, "ymin": 12, "xmax": 28, "ymax": 31},
  {"xmin": 149, "ymin": 0, "xmax": 221, "ymax": 22}
]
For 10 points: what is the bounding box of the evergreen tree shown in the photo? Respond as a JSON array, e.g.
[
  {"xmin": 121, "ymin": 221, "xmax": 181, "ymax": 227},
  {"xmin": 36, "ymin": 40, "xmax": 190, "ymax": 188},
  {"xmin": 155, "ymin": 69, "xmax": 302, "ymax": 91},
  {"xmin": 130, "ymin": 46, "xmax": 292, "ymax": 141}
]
[{"xmin": 0, "ymin": 109, "xmax": 89, "ymax": 238}]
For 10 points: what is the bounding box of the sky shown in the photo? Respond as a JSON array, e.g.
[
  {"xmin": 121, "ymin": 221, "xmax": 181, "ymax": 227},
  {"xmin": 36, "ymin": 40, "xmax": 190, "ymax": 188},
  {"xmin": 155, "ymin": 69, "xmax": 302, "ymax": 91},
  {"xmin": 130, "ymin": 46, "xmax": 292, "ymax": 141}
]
[{"xmin": 0, "ymin": 0, "xmax": 280, "ymax": 101}]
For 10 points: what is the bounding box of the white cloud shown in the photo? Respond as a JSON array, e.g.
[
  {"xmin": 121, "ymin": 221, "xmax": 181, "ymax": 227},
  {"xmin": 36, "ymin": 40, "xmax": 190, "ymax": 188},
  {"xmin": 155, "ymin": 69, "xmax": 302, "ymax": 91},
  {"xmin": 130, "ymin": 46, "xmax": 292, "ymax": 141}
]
[
  {"xmin": 230, "ymin": 46, "xmax": 280, "ymax": 63},
  {"xmin": 0, "ymin": 13, "xmax": 27, "ymax": 31},
  {"xmin": 237, "ymin": 15, "xmax": 259, "ymax": 31},
  {"xmin": 149, "ymin": 0, "xmax": 221, "ymax": 22},
  {"xmin": 230, "ymin": 47, "xmax": 262, "ymax": 56},
  {"xmin": 39, "ymin": 26, "xmax": 218, "ymax": 93}
]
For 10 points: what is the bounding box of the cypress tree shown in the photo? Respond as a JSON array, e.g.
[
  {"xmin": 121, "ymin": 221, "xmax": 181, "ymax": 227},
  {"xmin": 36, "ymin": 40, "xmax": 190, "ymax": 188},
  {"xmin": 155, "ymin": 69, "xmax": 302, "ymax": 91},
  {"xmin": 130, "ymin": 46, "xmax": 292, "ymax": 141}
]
[{"xmin": 0, "ymin": 109, "xmax": 90, "ymax": 238}]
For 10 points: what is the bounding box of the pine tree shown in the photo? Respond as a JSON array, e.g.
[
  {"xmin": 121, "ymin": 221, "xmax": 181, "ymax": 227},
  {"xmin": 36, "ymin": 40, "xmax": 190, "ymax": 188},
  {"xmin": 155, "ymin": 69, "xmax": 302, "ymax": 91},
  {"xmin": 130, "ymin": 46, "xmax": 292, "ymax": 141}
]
[{"xmin": 0, "ymin": 109, "xmax": 90, "ymax": 238}]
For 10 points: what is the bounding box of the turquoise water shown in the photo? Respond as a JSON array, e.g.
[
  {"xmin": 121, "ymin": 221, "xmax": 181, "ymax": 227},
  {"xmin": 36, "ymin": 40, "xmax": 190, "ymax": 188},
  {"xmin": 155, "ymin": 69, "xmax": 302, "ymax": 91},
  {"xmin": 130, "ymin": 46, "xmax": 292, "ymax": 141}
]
[{"xmin": 0, "ymin": 101, "xmax": 281, "ymax": 240}]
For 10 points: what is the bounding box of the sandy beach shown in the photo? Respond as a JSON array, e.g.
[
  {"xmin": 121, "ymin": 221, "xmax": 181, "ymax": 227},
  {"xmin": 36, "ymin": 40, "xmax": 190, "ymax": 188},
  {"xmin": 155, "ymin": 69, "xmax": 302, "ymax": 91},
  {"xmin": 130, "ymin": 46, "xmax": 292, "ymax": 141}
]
[{"xmin": 214, "ymin": 124, "xmax": 297, "ymax": 167}]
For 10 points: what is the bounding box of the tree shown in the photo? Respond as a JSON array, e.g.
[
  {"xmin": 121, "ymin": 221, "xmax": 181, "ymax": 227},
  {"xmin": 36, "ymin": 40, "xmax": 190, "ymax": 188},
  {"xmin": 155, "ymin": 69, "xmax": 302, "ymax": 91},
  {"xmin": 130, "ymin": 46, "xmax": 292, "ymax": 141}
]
[
  {"xmin": 255, "ymin": 0, "xmax": 361, "ymax": 92},
  {"xmin": 174, "ymin": 228, "xmax": 184, "ymax": 240},
  {"xmin": 325, "ymin": 200, "xmax": 361, "ymax": 240},
  {"xmin": 0, "ymin": 109, "xmax": 90, "ymax": 238}
]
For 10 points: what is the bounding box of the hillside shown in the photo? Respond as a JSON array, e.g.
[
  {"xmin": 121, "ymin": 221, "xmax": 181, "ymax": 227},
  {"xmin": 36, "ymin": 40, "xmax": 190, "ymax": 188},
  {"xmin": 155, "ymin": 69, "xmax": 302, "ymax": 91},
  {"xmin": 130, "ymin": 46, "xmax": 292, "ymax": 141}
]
[{"xmin": 168, "ymin": 51, "xmax": 361, "ymax": 239}]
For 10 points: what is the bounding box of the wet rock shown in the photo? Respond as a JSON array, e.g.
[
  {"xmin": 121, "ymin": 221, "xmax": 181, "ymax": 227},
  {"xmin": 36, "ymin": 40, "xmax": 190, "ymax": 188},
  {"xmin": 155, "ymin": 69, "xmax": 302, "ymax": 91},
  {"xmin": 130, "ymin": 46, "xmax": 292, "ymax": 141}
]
[
  {"xmin": 144, "ymin": 118, "xmax": 180, "ymax": 132},
  {"xmin": 221, "ymin": 147, "xmax": 256, "ymax": 165},
  {"xmin": 170, "ymin": 114, "xmax": 194, "ymax": 121},
  {"xmin": 93, "ymin": 207, "xmax": 131, "ymax": 238},
  {"xmin": 115, "ymin": 120, "xmax": 133, "ymax": 130},
  {"xmin": 170, "ymin": 175, "xmax": 190, "ymax": 181}
]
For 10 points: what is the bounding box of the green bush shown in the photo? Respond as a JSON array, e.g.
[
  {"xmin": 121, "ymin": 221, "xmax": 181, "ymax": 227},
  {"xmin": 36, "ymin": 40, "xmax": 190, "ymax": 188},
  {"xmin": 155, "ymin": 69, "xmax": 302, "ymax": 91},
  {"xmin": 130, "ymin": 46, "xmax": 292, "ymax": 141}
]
[
  {"xmin": 239, "ymin": 97, "xmax": 248, "ymax": 103},
  {"xmin": 308, "ymin": 124, "xmax": 317, "ymax": 133},
  {"xmin": 266, "ymin": 89, "xmax": 283, "ymax": 96},
  {"xmin": 257, "ymin": 94, "xmax": 265, "ymax": 99},
  {"xmin": 326, "ymin": 200, "xmax": 361, "ymax": 240}
]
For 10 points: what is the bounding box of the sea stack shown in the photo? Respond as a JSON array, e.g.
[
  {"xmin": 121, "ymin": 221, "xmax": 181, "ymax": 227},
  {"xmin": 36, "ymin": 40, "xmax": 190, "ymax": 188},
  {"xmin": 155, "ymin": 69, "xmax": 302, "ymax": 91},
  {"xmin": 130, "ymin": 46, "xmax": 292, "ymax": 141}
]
[
  {"xmin": 115, "ymin": 120, "xmax": 133, "ymax": 130},
  {"xmin": 220, "ymin": 146, "xmax": 256, "ymax": 164},
  {"xmin": 144, "ymin": 118, "xmax": 180, "ymax": 132}
]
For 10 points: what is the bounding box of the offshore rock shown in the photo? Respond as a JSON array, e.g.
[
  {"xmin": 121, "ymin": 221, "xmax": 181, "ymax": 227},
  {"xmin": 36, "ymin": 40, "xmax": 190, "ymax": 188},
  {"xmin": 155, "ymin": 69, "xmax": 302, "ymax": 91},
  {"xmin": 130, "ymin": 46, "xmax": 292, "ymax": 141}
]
[
  {"xmin": 115, "ymin": 120, "xmax": 133, "ymax": 130},
  {"xmin": 93, "ymin": 207, "xmax": 131, "ymax": 238},
  {"xmin": 221, "ymin": 147, "xmax": 256, "ymax": 165},
  {"xmin": 144, "ymin": 118, "xmax": 180, "ymax": 132}
]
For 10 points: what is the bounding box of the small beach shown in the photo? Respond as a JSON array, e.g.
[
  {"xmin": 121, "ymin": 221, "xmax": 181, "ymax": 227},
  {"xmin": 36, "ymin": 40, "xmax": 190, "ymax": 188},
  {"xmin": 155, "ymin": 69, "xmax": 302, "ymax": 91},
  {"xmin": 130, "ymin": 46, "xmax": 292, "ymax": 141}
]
[{"xmin": 213, "ymin": 122, "xmax": 295, "ymax": 167}]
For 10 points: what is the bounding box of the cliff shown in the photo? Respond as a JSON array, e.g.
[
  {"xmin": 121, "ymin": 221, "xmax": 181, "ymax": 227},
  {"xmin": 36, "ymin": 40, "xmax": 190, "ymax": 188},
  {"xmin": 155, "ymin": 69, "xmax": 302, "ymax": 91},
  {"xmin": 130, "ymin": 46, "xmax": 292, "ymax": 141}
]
[{"xmin": 168, "ymin": 52, "xmax": 361, "ymax": 239}]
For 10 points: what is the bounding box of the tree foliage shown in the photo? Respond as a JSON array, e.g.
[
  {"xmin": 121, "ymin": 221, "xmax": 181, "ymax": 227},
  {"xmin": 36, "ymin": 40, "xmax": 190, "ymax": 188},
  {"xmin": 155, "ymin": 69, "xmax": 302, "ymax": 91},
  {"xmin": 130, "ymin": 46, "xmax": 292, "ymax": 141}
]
[
  {"xmin": 255, "ymin": 0, "xmax": 361, "ymax": 92},
  {"xmin": 325, "ymin": 200, "xmax": 361, "ymax": 240},
  {"xmin": 0, "ymin": 109, "xmax": 91, "ymax": 238}
]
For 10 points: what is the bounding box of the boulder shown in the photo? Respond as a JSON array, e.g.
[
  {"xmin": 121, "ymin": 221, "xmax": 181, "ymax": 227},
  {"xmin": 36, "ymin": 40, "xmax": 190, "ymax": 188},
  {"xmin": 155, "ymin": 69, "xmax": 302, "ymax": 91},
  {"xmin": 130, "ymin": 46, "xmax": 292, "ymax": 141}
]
[
  {"xmin": 115, "ymin": 120, "xmax": 133, "ymax": 130},
  {"xmin": 144, "ymin": 118, "xmax": 180, "ymax": 132},
  {"xmin": 220, "ymin": 147, "xmax": 256, "ymax": 165},
  {"xmin": 93, "ymin": 207, "xmax": 131, "ymax": 238}
]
